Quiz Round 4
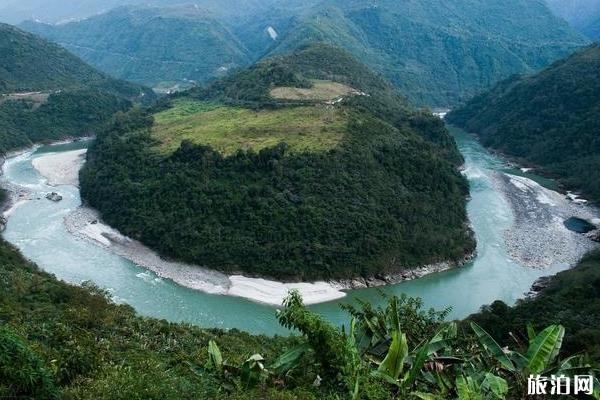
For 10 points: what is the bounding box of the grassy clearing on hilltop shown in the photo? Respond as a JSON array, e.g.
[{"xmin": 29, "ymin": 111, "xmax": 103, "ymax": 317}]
[
  {"xmin": 269, "ymin": 79, "xmax": 356, "ymax": 101},
  {"xmin": 152, "ymin": 98, "xmax": 347, "ymax": 155}
]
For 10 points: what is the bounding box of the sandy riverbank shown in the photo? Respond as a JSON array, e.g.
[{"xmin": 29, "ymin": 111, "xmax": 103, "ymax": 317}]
[
  {"xmin": 493, "ymin": 172, "xmax": 599, "ymax": 268},
  {"xmin": 32, "ymin": 149, "xmax": 87, "ymax": 186},
  {"xmin": 64, "ymin": 207, "xmax": 346, "ymax": 305}
]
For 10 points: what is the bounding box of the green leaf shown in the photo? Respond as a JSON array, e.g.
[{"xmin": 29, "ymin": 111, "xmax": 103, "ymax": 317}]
[
  {"xmin": 207, "ymin": 340, "xmax": 223, "ymax": 372},
  {"xmin": 405, "ymin": 324, "xmax": 456, "ymax": 387},
  {"xmin": 526, "ymin": 323, "xmax": 536, "ymax": 342},
  {"xmin": 470, "ymin": 322, "xmax": 515, "ymax": 372},
  {"xmin": 524, "ymin": 325, "xmax": 564, "ymax": 374},
  {"xmin": 456, "ymin": 375, "xmax": 483, "ymax": 400},
  {"xmin": 377, "ymin": 330, "xmax": 408, "ymax": 381},
  {"xmin": 546, "ymin": 354, "xmax": 591, "ymax": 376},
  {"xmin": 270, "ymin": 343, "xmax": 310, "ymax": 375},
  {"xmin": 388, "ymin": 295, "xmax": 401, "ymax": 333},
  {"xmin": 481, "ymin": 373, "xmax": 508, "ymax": 399},
  {"xmin": 412, "ymin": 392, "xmax": 442, "ymax": 400}
]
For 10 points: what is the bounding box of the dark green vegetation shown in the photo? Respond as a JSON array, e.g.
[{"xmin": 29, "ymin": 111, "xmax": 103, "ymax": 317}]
[
  {"xmin": 21, "ymin": 0, "xmax": 587, "ymax": 106},
  {"xmin": 545, "ymin": 0, "xmax": 600, "ymax": 39},
  {"xmin": 20, "ymin": 5, "xmax": 252, "ymax": 90},
  {"xmin": 0, "ymin": 23, "xmax": 153, "ymax": 153},
  {"xmin": 80, "ymin": 44, "xmax": 474, "ymax": 281},
  {"xmin": 447, "ymin": 44, "xmax": 600, "ymax": 202},
  {"xmin": 470, "ymin": 251, "xmax": 600, "ymax": 364},
  {"xmin": 1, "ymin": 237, "xmax": 597, "ymax": 399}
]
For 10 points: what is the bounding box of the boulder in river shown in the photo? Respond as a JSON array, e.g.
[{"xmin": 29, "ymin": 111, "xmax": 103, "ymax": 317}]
[{"xmin": 45, "ymin": 192, "xmax": 63, "ymax": 202}]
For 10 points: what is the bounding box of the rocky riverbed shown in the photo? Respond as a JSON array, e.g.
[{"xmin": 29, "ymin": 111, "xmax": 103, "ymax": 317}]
[{"xmin": 493, "ymin": 172, "xmax": 599, "ymax": 268}]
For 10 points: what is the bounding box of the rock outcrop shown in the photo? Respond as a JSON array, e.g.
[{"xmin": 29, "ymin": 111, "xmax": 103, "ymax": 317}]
[{"xmin": 45, "ymin": 192, "xmax": 63, "ymax": 202}]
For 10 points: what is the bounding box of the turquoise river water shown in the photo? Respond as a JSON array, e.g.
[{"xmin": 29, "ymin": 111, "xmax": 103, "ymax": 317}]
[{"xmin": 1, "ymin": 129, "xmax": 567, "ymax": 335}]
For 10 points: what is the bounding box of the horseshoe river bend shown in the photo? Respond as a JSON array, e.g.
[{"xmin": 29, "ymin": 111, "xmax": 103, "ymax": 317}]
[{"xmin": 2, "ymin": 126, "xmax": 597, "ymax": 335}]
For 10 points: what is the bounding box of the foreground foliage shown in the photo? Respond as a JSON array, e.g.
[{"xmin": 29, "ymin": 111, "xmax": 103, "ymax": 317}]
[
  {"xmin": 470, "ymin": 251, "xmax": 600, "ymax": 364},
  {"xmin": 1, "ymin": 238, "xmax": 598, "ymax": 399}
]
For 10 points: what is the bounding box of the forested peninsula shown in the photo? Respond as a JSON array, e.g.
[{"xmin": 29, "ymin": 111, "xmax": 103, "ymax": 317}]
[{"xmin": 80, "ymin": 44, "xmax": 475, "ymax": 282}]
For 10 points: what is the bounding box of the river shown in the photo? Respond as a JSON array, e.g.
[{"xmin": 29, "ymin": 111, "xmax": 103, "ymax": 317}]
[{"xmin": 1, "ymin": 129, "xmax": 572, "ymax": 335}]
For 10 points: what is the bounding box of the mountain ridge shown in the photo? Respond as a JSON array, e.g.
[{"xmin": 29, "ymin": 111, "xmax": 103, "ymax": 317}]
[
  {"xmin": 20, "ymin": 5, "xmax": 252, "ymax": 90},
  {"xmin": 20, "ymin": 1, "xmax": 589, "ymax": 106}
]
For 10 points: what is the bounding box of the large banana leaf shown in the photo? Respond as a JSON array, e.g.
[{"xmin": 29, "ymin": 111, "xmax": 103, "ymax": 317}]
[
  {"xmin": 405, "ymin": 323, "xmax": 457, "ymax": 387},
  {"xmin": 270, "ymin": 343, "xmax": 311, "ymax": 375},
  {"xmin": 524, "ymin": 325, "xmax": 564, "ymax": 374},
  {"xmin": 376, "ymin": 329, "xmax": 408, "ymax": 381},
  {"xmin": 412, "ymin": 392, "xmax": 444, "ymax": 400},
  {"xmin": 481, "ymin": 373, "xmax": 508, "ymax": 399},
  {"xmin": 545, "ymin": 354, "xmax": 592, "ymax": 376},
  {"xmin": 470, "ymin": 322, "xmax": 515, "ymax": 372},
  {"xmin": 207, "ymin": 340, "xmax": 223, "ymax": 372}
]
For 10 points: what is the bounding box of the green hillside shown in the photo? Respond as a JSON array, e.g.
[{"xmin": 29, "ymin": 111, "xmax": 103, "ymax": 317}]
[
  {"xmin": 152, "ymin": 99, "xmax": 348, "ymax": 155},
  {"xmin": 0, "ymin": 23, "xmax": 147, "ymax": 97},
  {"xmin": 0, "ymin": 23, "xmax": 152, "ymax": 153},
  {"xmin": 447, "ymin": 44, "xmax": 600, "ymax": 202},
  {"xmin": 21, "ymin": 5, "xmax": 253, "ymax": 90},
  {"xmin": 80, "ymin": 44, "xmax": 474, "ymax": 281}
]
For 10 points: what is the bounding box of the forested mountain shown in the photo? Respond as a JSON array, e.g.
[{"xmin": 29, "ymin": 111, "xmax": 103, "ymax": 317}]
[
  {"xmin": 545, "ymin": 0, "xmax": 600, "ymax": 39},
  {"xmin": 0, "ymin": 23, "xmax": 152, "ymax": 153},
  {"xmin": 21, "ymin": 5, "xmax": 252, "ymax": 90},
  {"xmin": 20, "ymin": 0, "xmax": 587, "ymax": 106},
  {"xmin": 447, "ymin": 44, "xmax": 600, "ymax": 202},
  {"xmin": 588, "ymin": 18, "xmax": 600, "ymax": 39},
  {"xmin": 80, "ymin": 44, "xmax": 475, "ymax": 281},
  {"xmin": 0, "ymin": 23, "xmax": 146, "ymax": 96}
]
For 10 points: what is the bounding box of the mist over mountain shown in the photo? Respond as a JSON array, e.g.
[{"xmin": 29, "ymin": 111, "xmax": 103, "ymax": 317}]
[
  {"xmin": 20, "ymin": 0, "xmax": 587, "ymax": 106},
  {"xmin": 545, "ymin": 0, "xmax": 600, "ymax": 39},
  {"xmin": 0, "ymin": 0, "xmax": 276, "ymax": 24}
]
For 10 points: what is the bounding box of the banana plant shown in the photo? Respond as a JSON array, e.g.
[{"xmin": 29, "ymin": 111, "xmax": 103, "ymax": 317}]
[
  {"xmin": 240, "ymin": 354, "xmax": 268, "ymax": 388},
  {"xmin": 471, "ymin": 322, "xmax": 598, "ymax": 397},
  {"xmin": 470, "ymin": 322, "xmax": 573, "ymax": 375},
  {"xmin": 370, "ymin": 322, "xmax": 460, "ymax": 396}
]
